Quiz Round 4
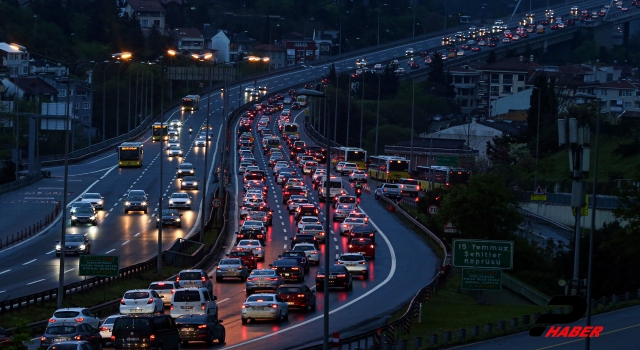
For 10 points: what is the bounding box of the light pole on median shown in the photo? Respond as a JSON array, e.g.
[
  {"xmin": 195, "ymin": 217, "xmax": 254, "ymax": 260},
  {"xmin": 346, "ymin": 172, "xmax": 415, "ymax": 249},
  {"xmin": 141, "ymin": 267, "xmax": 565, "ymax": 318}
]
[
  {"xmin": 346, "ymin": 71, "xmax": 353, "ymax": 146},
  {"xmin": 299, "ymin": 88, "xmax": 330, "ymax": 350},
  {"xmin": 112, "ymin": 53, "xmax": 132, "ymax": 138},
  {"xmin": 57, "ymin": 60, "xmax": 72, "ymax": 308},
  {"xmin": 157, "ymin": 58, "xmax": 166, "ymax": 276},
  {"xmin": 102, "ymin": 60, "xmax": 118, "ymax": 142}
]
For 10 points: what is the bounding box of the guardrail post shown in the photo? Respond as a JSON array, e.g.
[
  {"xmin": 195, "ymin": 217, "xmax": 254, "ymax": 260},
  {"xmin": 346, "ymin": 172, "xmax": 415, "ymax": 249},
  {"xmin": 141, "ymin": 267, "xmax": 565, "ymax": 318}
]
[
  {"xmin": 498, "ymin": 320, "xmax": 506, "ymax": 331},
  {"xmin": 414, "ymin": 336, "xmax": 422, "ymax": 349},
  {"xmin": 510, "ymin": 317, "xmax": 518, "ymax": 329},
  {"xmin": 522, "ymin": 314, "xmax": 530, "ymax": 325},
  {"xmin": 612, "ymin": 294, "xmax": 618, "ymax": 304},
  {"xmin": 471, "ymin": 325, "xmax": 479, "ymax": 338},
  {"xmin": 429, "ymin": 334, "xmax": 437, "ymax": 348},
  {"xmin": 557, "ymin": 307, "xmax": 564, "ymax": 314},
  {"xmin": 443, "ymin": 330, "xmax": 452, "ymax": 346},
  {"xmin": 458, "ymin": 328, "xmax": 466, "ymax": 341},
  {"xmin": 398, "ymin": 339, "xmax": 407, "ymax": 350},
  {"xmin": 484, "ymin": 322, "xmax": 492, "ymax": 335}
]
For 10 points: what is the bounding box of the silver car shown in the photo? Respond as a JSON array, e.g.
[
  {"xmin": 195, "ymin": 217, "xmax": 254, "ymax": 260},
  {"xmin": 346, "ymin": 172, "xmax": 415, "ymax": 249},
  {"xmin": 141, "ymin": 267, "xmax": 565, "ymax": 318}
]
[
  {"xmin": 236, "ymin": 239, "xmax": 265, "ymax": 261},
  {"xmin": 333, "ymin": 203, "xmax": 357, "ymax": 222},
  {"xmin": 340, "ymin": 217, "xmax": 367, "ymax": 235},
  {"xmin": 148, "ymin": 281, "xmax": 180, "ymax": 306},
  {"xmin": 287, "ymin": 195, "xmax": 309, "ymax": 213},
  {"xmin": 215, "ymin": 258, "xmax": 249, "ymax": 282},
  {"xmin": 70, "ymin": 201, "xmax": 95, "ymax": 215},
  {"xmin": 245, "ymin": 269, "xmax": 284, "ymax": 295},
  {"xmin": 300, "ymin": 223, "xmax": 326, "ymax": 243},
  {"xmin": 194, "ymin": 136, "xmax": 207, "ymax": 147},
  {"xmin": 168, "ymin": 192, "xmax": 192, "ymax": 209},
  {"xmin": 179, "ymin": 176, "xmax": 199, "ymax": 190},
  {"xmin": 337, "ymin": 253, "xmax": 369, "ymax": 279},
  {"xmin": 167, "ymin": 145, "xmax": 183, "ymax": 157},
  {"xmin": 292, "ymin": 243, "xmax": 320, "ymax": 265},
  {"xmin": 78, "ymin": 193, "xmax": 104, "ymax": 209}
]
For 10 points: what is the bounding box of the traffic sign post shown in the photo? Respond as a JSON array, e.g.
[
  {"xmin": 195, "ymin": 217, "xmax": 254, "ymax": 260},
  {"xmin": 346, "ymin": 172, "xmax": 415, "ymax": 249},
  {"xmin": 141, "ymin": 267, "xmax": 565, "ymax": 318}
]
[
  {"xmin": 452, "ymin": 239, "xmax": 514, "ymax": 269},
  {"xmin": 79, "ymin": 255, "xmax": 120, "ymax": 277},
  {"xmin": 444, "ymin": 220, "xmax": 457, "ymax": 233},
  {"xmin": 436, "ymin": 155, "xmax": 458, "ymax": 167},
  {"xmin": 530, "ymin": 185, "xmax": 547, "ymax": 201},
  {"xmin": 427, "ymin": 205, "xmax": 439, "ymax": 215},
  {"xmin": 572, "ymin": 194, "xmax": 588, "ymax": 217},
  {"xmin": 211, "ymin": 197, "xmax": 223, "ymax": 208},
  {"xmin": 461, "ymin": 268, "xmax": 502, "ymax": 291}
]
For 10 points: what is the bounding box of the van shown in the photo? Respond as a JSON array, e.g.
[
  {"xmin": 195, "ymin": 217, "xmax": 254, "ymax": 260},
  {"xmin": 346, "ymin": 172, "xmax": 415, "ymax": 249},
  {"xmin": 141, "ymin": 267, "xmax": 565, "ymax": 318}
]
[
  {"xmin": 398, "ymin": 178, "xmax": 421, "ymax": 197},
  {"xmin": 318, "ymin": 177, "xmax": 345, "ymax": 202},
  {"xmin": 176, "ymin": 269, "xmax": 212, "ymax": 293},
  {"xmin": 110, "ymin": 315, "xmax": 180, "ymax": 350},
  {"xmin": 170, "ymin": 287, "xmax": 218, "ymax": 319}
]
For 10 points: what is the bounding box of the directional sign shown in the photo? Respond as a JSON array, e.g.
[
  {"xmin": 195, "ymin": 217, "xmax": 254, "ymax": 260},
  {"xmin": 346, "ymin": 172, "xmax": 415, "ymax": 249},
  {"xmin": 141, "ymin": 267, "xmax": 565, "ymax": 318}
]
[
  {"xmin": 79, "ymin": 255, "xmax": 120, "ymax": 277},
  {"xmin": 211, "ymin": 197, "xmax": 223, "ymax": 208},
  {"xmin": 530, "ymin": 185, "xmax": 547, "ymax": 201},
  {"xmin": 444, "ymin": 220, "xmax": 458, "ymax": 233},
  {"xmin": 427, "ymin": 205, "xmax": 439, "ymax": 215},
  {"xmin": 461, "ymin": 268, "xmax": 502, "ymax": 291},
  {"xmin": 436, "ymin": 155, "xmax": 458, "ymax": 167},
  {"xmin": 452, "ymin": 239, "xmax": 514, "ymax": 269}
]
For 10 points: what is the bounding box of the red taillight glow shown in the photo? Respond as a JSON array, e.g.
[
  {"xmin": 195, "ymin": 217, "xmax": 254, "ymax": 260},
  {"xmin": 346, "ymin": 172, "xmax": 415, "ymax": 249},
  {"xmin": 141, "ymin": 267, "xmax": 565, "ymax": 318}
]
[
  {"xmin": 170, "ymin": 304, "xmax": 174, "ymax": 310},
  {"xmin": 147, "ymin": 298, "xmax": 154, "ymax": 304},
  {"xmin": 201, "ymin": 276, "xmax": 206, "ymax": 282},
  {"xmin": 176, "ymin": 276, "xmax": 180, "ymax": 282},
  {"xmin": 75, "ymin": 318, "xmax": 84, "ymax": 323},
  {"xmin": 201, "ymin": 303, "xmax": 206, "ymax": 310},
  {"xmin": 74, "ymin": 335, "xmax": 82, "ymax": 340},
  {"xmin": 120, "ymin": 299, "xmax": 126, "ymax": 305},
  {"xmin": 100, "ymin": 326, "xmax": 108, "ymax": 331},
  {"xmin": 49, "ymin": 319, "xmax": 56, "ymax": 323},
  {"xmin": 198, "ymin": 324, "xmax": 207, "ymax": 329},
  {"xmin": 150, "ymin": 335, "xmax": 156, "ymax": 341},
  {"xmin": 271, "ymin": 304, "xmax": 279, "ymax": 308},
  {"xmin": 337, "ymin": 274, "xmax": 346, "ymax": 278},
  {"xmin": 111, "ymin": 336, "xmax": 116, "ymax": 341}
]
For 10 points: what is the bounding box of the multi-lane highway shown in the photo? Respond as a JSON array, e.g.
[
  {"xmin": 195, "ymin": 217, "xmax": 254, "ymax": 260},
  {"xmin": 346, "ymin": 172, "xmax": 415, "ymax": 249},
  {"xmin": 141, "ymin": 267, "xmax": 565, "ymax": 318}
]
[{"xmin": 3, "ymin": 1, "xmax": 629, "ymax": 348}]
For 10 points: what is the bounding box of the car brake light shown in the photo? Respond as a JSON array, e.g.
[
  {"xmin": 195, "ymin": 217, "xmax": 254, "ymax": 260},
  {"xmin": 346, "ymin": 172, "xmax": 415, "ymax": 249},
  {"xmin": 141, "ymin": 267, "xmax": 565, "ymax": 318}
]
[
  {"xmin": 201, "ymin": 303, "xmax": 206, "ymax": 310},
  {"xmin": 176, "ymin": 276, "xmax": 180, "ymax": 282},
  {"xmin": 100, "ymin": 326, "xmax": 108, "ymax": 331},
  {"xmin": 41, "ymin": 337, "xmax": 46, "ymax": 341},
  {"xmin": 360, "ymin": 261, "xmax": 367, "ymax": 265},
  {"xmin": 198, "ymin": 324, "xmax": 207, "ymax": 329},
  {"xmin": 111, "ymin": 336, "xmax": 116, "ymax": 341},
  {"xmin": 75, "ymin": 318, "xmax": 84, "ymax": 323},
  {"xmin": 201, "ymin": 276, "xmax": 206, "ymax": 282},
  {"xmin": 371, "ymin": 245, "xmax": 375, "ymax": 248},
  {"xmin": 74, "ymin": 335, "xmax": 83, "ymax": 340},
  {"xmin": 348, "ymin": 245, "xmax": 353, "ymax": 248},
  {"xmin": 49, "ymin": 319, "xmax": 56, "ymax": 323},
  {"xmin": 242, "ymin": 304, "xmax": 249, "ymax": 308},
  {"xmin": 147, "ymin": 298, "xmax": 154, "ymax": 304},
  {"xmin": 120, "ymin": 299, "xmax": 126, "ymax": 305},
  {"xmin": 149, "ymin": 335, "xmax": 155, "ymax": 341},
  {"xmin": 271, "ymin": 304, "xmax": 279, "ymax": 308},
  {"xmin": 336, "ymin": 261, "xmax": 342, "ymax": 264},
  {"xmin": 170, "ymin": 304, "xmax": 174, "ymax": 310},
  {"xmin": 337, "ymin": 274, "xmax": 346, "ymax": 278},
  {"xmin": 297, "ymin": 294, "xmax": 305, "ymax": 298}
]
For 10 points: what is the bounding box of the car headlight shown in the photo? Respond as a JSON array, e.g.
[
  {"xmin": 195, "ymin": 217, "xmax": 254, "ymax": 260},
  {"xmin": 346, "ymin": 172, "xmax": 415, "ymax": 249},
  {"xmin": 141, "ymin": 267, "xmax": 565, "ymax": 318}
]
[
  {"xmin": 190, "ymin": 170, "xmax": 194, "ymax": 173},
  {"xmin": 186, "ymin": 200, "xmax": 191, "ymax": 204},
  {"xmin": 56, "ymin": 244, "xmax": 61, "ymax": 250},
  {"xmin": 176, "ymin": 218, "xmax": 181, "ymax": 222},
  {"xmin": 71, "ymin": 216, "xmax": 77, "ymax": 220},
  {"xmin": 125, "ymin": 201, "xmax": 130, "ymax": 206},
  {"xmin": 79, "ymin": 245, "xmax": 86, "ymax": 250},
  {"xmin": 97, "ymin": 200, "xmax": 103, "ymax": 204},
  {"xmin": 90, "ymin": 216, "xmax": 96, "ymax": 220},
  {"xmin": 169, "ymin": 200, "xmax": 174, "ymax": 204}
]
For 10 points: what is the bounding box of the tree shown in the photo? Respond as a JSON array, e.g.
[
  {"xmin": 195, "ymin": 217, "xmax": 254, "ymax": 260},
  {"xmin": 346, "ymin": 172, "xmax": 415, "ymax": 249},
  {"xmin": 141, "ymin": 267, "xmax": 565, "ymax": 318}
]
[
  {"xmin": 527, "ymin": 73, "xmax": 560, "ymax": 157},
  {"xmin": 435, "ymin": 174, "xmax": 522, "ymax": 240}
]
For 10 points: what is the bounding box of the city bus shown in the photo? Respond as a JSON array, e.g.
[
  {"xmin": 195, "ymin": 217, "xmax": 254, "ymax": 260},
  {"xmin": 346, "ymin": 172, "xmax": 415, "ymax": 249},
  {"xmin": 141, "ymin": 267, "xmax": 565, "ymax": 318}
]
[
  {"xmin": 181, "ymin": 95, "xmax": 200, "ymax": 111},
  {"xmin": 367, "ymin": 155, "xmax": 410, "ymax": 182},
  {"xmin": 117, "ymin": 142, "xmax": 144, "ymax": 167},
  {"xmin": 151, "ymin": 122, "xmax": 168, "ymax": 141},
  {"xmin": 332, "ymin": 147, "xmax": 367, "ymax": 169},
  {"xmin": 282, "ymin": 122, "xmax": 299, "ymax": 138},
  {"xmin": 296, "ymin": 95, "xmax": 308, "ymax": 107},
  {"xmin": 415, "ymin": 166, "xmax": 471, "ymax": 188}
]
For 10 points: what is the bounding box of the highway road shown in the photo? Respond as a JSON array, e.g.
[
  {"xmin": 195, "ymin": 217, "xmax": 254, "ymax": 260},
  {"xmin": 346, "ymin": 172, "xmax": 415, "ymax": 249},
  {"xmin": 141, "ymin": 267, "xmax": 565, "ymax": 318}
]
[
  {"xmin": 450, "ymin": 305, "xmax": 640, "ymax": 350},
  {"xmin": 5, "ymin": 0, "xmax": 629, "ymax": 348}
]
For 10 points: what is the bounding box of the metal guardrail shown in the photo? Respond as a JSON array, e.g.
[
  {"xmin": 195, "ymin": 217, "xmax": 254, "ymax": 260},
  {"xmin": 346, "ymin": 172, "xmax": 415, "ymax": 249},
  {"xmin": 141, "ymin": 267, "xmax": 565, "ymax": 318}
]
[
  {"xmin": 517, "ymin": 208, "xmax": 573, "ymax": 241},
  {"xmin": 0, "ymin": 174, "xmax": 42, "ymax": 195}
]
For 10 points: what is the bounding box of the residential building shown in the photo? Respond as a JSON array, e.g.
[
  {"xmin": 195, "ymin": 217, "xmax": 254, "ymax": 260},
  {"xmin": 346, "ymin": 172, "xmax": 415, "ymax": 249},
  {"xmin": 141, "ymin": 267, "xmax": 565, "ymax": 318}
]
[
  {"xmin": 489, "ymin": 88, "xmax": 533, "ymax": 120},
  {"xmin": 252, "ymin": 44, "xmax": 286, "ymax": 70},
  {"xmin": 43, "ymin": 76, "xmax": 94, "ymax": 131},
  {"xmin": 125, "ymin": 0, "xmax": 166, "ymax": 35},
  {"xmin": 171, "ymin": 28, "xmax": 205, "ymax": 55},
  {"xmin": 229, "ymin": 32, "xmax": 256, "ymax": 62},
  {"xmin": 210, "ymin": 29, "xmax": 230, "ymax": 63},
  {"xmin": 596, "ymin": 79, "xmax": 638, "ymax": 115},
  {"xmin": 0, "ymin": 42, "xmax": 30, "ymax": 77},
  {"xmin": 448, "ymin": 64, "xmax": 481, "ymax": 115},
  {"xmin": 477, "ymin": 56, "xmax": 539, "ymax": 114},
  {"xmin": 10, "ymin": 76, "xmax": 57, "ymax": 107},
  {"xmin": 28, "ymin": 59, "xmax": 68, "ymax": 77},
  {"xmin": 312, "ymin": 31, "xmax": 333, "ymax": 59},
  {"xmin": 281, "ymin": 32, "xmax": 317, "ymax": 66}
]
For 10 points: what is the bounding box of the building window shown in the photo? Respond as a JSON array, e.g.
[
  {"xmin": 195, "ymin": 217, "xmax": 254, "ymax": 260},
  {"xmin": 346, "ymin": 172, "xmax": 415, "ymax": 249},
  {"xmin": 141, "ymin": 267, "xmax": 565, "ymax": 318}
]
[
  {"xmin": 153, "ymin": 20, "xmax": 160, "ymax": 27},
  {"xmin": 83, "ymin": 102, "xmax": 90, "ymax": 109},
  {"xmin": 625, "ymin": 102, "xmax": 632, "ymax": 108},
  {"xmin": 619, "ymin": 90, "xmax": 632, "ymax": 97},
  {"xmin": 141, "ymin": 19, "xmax": 149, "ymax": 27},
  {"xmin": 76, "ymin": 91, "xmax": 87, "ymax": 97},
  {"xmin": 518, "ymin": 74, "xmax": 525, "ymax": 81},
  {"xmin": 503, "ymin": 85, "xmax": 513, "ymax": 93},
  {"xmin": 601, "ymin": 90, "xmax": 607, "ymax": 96},
  {"xmin": 306, "ymin": 50, "xmax": 313, "ymax": 56},
  {"xmin": 82, "ymin": 116, "xmax": 89, "ymax": 122},
  {"xmin": 58, "ymin": 90, "xmax": 66, "ymax": 97},
  {"xmin": 635, "ymin": 101, "xmax": 640, "ymax": 109}
]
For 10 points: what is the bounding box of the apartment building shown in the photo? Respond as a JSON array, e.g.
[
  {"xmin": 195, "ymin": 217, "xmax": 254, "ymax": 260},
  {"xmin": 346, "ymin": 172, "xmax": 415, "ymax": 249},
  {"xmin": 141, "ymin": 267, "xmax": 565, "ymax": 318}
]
[
  {"xmin": 0, "ymin": 42, "xmax": 29, "ymax": 78},
  {"xmin": 125, "ymin": 0, "xmax": 166, "ymax": 35},
  {"xmin": 171, "ymin": 28, "xmax": 205, "ymax": 55}
]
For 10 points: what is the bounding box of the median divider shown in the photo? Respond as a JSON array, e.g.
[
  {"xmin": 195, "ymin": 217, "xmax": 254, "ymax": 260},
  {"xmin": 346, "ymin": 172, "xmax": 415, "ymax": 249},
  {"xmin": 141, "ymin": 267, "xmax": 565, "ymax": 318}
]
[{"xmin": 0, "ymin": 201, "xmax": 61, "ymax": 250}]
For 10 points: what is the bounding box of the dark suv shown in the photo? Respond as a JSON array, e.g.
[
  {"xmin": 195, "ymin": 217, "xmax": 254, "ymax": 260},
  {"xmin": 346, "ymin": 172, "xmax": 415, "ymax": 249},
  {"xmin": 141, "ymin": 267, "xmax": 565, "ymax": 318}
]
[
  {"xmin": 290, "ymin": 233, "xmax": 317, "ymax": 249},
  {"xmin": 124, "ymin": 194, "xmax": 147, "ymax": 214},
  {"xmin": 348, "ymin": 225, "xmax": 377, "ymax": 244},
  {"xmin": 109, "ymin": 315, "xmax": 180, "ymax": 350}
]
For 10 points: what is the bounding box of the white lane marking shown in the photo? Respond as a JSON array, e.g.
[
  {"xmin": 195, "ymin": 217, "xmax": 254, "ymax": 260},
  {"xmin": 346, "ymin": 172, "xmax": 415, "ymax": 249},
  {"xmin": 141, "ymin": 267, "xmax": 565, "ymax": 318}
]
[
  {"xmin": 335, "ymin": 245, "xmax": 339, "ymax": 251},
  {"xmin": 279, "ymin": 215, "xmax": 282, "ymax": 219},
  {"xmin": 109, "ymin": 208, "xmax": 113, "ymax": 212},
  {"xmin": 0, "ymin": 291, "xmax": 4, "ymax": 294},
  {"xmin": 216, "ymin": 298, "xmax": 230, "ymax": 304},
  {"xmin": 47, "ymin": 250, "xmax": 55, "ymax": 254},
  {"xmin": 105, "ymin": 213, "xmax": 109, "ymax": 217},
  {"xmin": 148, "ymin": 219, "xmax": 152, "ymax": 223},
  {"xmin": 68, "ymin": 166, "xmax": 119, "ymax": 177},
  {"xmin": 334, "ymin": 237, "xmax": 338, "ymax": 241},
  {"xmin": 224, "ymin": 204, "xmax": 397, "ymax": 349},
  {"xmin": 284, "ymin": 236, "xmax": 288, "ymax": 240},
  {"xmin": 64, "ymin": 268, "xmax": 75, "ymax": 273},
  {"xmin": 122, "ymin": 240, "xmax": 130, "ymax": 245},
  {"xmin": 105, "ymin": 249, "xmax": 115, "ymax": 254},
  {"xmin": 283, "ymin": 229, "xmax": 287, "ymax": 233},
  {"xmin": 278, "ymin": 210, "xmax": 281, "ymax": 214},
  {"xmin": 335, "ymin": 253, "xmax": 340, "ymax": 260},
  {"xmin": 23, "ymin": 259, "xmax": 36, "ymax": 265},
  {"xmin": 135, "ymin": 233, "xmax": 141, "ymax": 237},
  {"xmin": 27, "ymin": 279, "xmax": 45, "ymax": 285},
  {"xmin": 0, "ymin": 269, "xmax": 10, "ymax": 274},
  {"xmin": 283, "ymin": 244, "xmax": 288, "ymax": 249}
]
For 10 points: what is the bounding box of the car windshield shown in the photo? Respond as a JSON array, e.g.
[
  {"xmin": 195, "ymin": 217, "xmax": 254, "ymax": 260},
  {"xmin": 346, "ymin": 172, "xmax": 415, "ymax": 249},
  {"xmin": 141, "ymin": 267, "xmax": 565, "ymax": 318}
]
[
  {"xmin": 124, "ymin": 291, "xmax": 150, "ymax": 299},
  {"xmin": 103, "ymin": 316, "xmax": 121, "ymax": 324},
  {"xmin": 130, "ymin": 191, "xmax": 145, "ymax": 196},
  {"xmin": 301, "ymin": 218, "xmax": 318, "ymax": 223},
  {"xmin": 46, "ymin": 326, "xmax": 77, "ymax": 335},
  {"xmin": 113, "ymin": 318, "xmax": 152, "ymax": 331},
  {"xmin": 170, "ymin": 146, "xmax": 180, "ymax": 150},
  {"xmin": 65, "ymin": 235, "xmax": 84, "ymax": 242},
  {"xmin": 220, "ymin": 259, "xmax": 240, "ymax": 265},
  {"xmin": 338, "ymin": 204, "xmax": 353, "ymax": 210},
  {"xmin": 250, "ymin": 270, "xmax": 275, "ymax": 276},
  {"xmin": 183, "ymin": 176, "xmax": 196, "ymax": 181},
  {"xmin": 330, "ymin": 181, "xmax": 343, "ymax": 188},
  {"xmin": 239, "ymin": 240, "xmax": 261, "ymax": 246},
  {"xmin": 295, "ymin": 244, "xmax": 315, "ymax": 250},
  {"xmin": 171, "ymin": 193, "xmax": 189, "ymax": 198},
  {"xmin": 84, "ymin": 194, "xmax": 100, "ymax": 199},
  {"xmin": 304, "ymin": 224, "xmax": 323, "ymax": 230},
  {"xmin": 161, "ymin": 210, "xmax": 179, "ymax": 217},
  {"xmin": 179, "ymin": 164, "xmax": 193, "ymax": 169},
  {"xmin": 129, "ymin": 195, "xmax": 144, "ymax": 201},
  {"xmin": 353, "ymin": 238, "xmax": 373, "ymax": 245},
  {"xmin": 174, "ymin": 291, "xmax": 201, "ymax": 302},
  {"xmin": 284, "ymin": 251, "xmax": 306, "ymax": 257},
  {"xmin": 52, "ymin": 311, "xmax": 80, "ymax": 318},
  {"xmin": 247, "ymin": 295, "xmax": 275, "ymax": 302},
  {"xmin": 74, "ymin": 208, "xmax": 93, "ymax": 215},
  {"xmin": 179, "ymin": 272, "xmax": 202, "ymax": 280},
  {"xmin": 176, "ymin": 315, "xmax": 207, "ymax": 323},
  {"xmin": 340, "ymin": 255, "xmax": 364, "ymax": 262},
  {"xmin": 231, "ymin": 251, "xmax": 252, "ymax": 257},
  {"xmin": 150, "ymin": 283, "xmax": 174, "ymax": 290}
]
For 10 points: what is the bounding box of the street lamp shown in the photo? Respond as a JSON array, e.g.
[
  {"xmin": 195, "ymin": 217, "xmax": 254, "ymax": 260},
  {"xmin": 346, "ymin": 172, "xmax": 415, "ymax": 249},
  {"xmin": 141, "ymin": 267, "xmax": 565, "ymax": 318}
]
[
  {"xmin": 346, "ymin": 70, "xmax": 354, "ymax": 146},
  {"xmin": 298, "ymin": 88, "xmax": 331, "ymax": 350},
  {"xmin": 112, "ymin": 53, "xmax": 132, "ymax": 137},
  {"xmin": 359, "ymin": 72, "xmax": 365, "ymax": 148}
]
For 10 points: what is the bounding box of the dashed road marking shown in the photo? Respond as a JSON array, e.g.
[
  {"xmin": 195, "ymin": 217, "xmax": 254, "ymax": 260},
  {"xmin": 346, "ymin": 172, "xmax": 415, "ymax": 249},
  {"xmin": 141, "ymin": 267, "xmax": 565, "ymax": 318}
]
[
  {"xmin": 23, "ymin": 259, "xmax": 36, "ymax": 265},
  {"xmin": 106, "ymin": 249, "xmax": 115, "ymax": 254},
  {"xmin": 122, "ymin": 240, "xmax": 130, "ymax": 245},
  {"xmin": 27, "ymin": 279, "xmax": 45, "ymax": 285}
]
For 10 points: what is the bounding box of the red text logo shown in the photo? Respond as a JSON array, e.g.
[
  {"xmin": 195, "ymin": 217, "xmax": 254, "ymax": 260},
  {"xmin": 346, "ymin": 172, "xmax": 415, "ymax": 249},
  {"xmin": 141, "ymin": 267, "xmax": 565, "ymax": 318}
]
[{"xmin": 544, "ymin": 325, "xmax": 603, "ymax": 338}]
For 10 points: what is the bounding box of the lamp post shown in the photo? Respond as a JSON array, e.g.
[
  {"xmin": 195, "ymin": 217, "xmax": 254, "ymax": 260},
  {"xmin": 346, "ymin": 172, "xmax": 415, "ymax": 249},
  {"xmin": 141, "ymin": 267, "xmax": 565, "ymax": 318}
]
[
  {"xmin": 57, "ymin": 60, "xmax": 72, "ymax": 308},
  {"xmin": 157, "ymin": 58, "xmax": 166, "ymax": 276},
  {"xmin": 299, "ymin": 88, "xmax": 330, "ymax": 350},
  {"xmin": 10, "ymin": 43, "xmax": 26, "ymax": 182},
  {"xmin": 346, "ymin": 71, "xmax": 354, "ymax": 146},
  {"xmin": 411, "ymin": 0, "xmax": 416, "ymax": 38},
  {"xmin": 374, "ymin": 73, "xmax": 381, "ymax": 155},
  {"xmin": 410, "ymin": 79, "xmax": 415, "ymax": 170},
  {"xmin": 532, "ymin": 86, "xmax": 541, "ymax": 188},
  {"xmin": 112, "ymin": 53, "xmax": 132, "ymax": 138}
]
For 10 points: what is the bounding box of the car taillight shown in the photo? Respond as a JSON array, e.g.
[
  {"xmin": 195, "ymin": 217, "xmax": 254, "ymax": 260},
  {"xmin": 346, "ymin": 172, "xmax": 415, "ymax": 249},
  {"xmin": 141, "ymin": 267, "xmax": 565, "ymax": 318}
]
[
  {"xmin": 416, "ymin": 186, "xmax": 421, "ymax": 191},
  {"xmin": 120, "ymin": 299, "xmax": 126, "ymax": 305},
  {"xmin": 336, "ymin": 261, "xmax": 342, "ymax": 264},
  {"xmin": 360, "ymin": 261, "xmax": 367, "ymax": 265},
  {"xmin": 271, "ymin": 304, "xmax": 278, "ymax": 308},
  {"xmin": 371, "ymin": 245, "xmax": 375, "ymax": 248},
  {"xmin": 147, "ymin": 298, "xmax": 154, "ymax": 304},
  {"xmin": 100, "ymin": 326, "xmax": 108, "ymax": 331},
  {"xmin": 176, "ymin": 276, "xmax": 180, "ymax": 282},
  {"xmin": 74, "ymin": 335, "xmax": 83, "ymax": 340},
  {"xmin": 201, "ymin": 276, "xmax": 206, "ymax": 282},
  {"xmin": 348, "ymin": 245, "xmax": 353, "ymax": 248},
  {"xmin": 201, "ymin": 303, "xmax": 206, "ymax": 310},
  {"xmin": 292, "ymin": 267, "xmax": 299, "ymax": 270},
  {"xmin": 170, "ymin": 304, "xmax": 174, "ymax": 310},
  {"xmin": 337, "ymin": 274, "xmax": 346, "ymax": 278},
  {"xmin": 149, "ymin": 335, "xmax": 156, "ymax": 341},
  {"xmin": 242, "ymin": 304, "xmax": 249, "ymax": 308},
  {"xmin": 198, "ymin": 324, "xmax": 207, "ymax": 329},
  {"xmin": 75, "ymin": 317, "xmax": 84, "ymax": 323},
  {"xmin": 268, "ymin": 277, "xmax": 279, "ymax": 280},
  {"xmin": 49, "ymin": 319, "xmax": 56, "ymax": 323},
  {"xmin": 40, "ymin": 337, "xmax": 46, "ymax": 341},
  {"xmin": 110, "ymin": 336, "xmax": 116, "ymax": 342}
]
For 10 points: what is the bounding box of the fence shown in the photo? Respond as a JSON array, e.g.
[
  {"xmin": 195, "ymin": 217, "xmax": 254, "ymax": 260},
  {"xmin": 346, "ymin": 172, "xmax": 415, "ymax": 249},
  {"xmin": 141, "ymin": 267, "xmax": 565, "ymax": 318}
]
[
  {"xmin": 0, "ymin": 173, "xmax": 43, "ymax": 195},
  {"xmin": 0, "ymin": 201, "xmax": 60, "ymax": 250}
]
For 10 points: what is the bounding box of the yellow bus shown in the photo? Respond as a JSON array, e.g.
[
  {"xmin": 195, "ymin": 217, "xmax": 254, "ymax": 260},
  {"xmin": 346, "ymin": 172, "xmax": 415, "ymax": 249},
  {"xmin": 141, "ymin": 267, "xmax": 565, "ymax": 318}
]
[
  {"xmin": 282, "ymin": 122, "xmax": 299, "ymax": 138},
  {"xmin": 332, "ymin": 147, "xmax": 367, "ymax": 169},
  {"xmin": 415, "ymin": 166, "xmax": 471, "ymax": 189},
  {"xmin": 118, "ymin": 142, "xmax": 144, "ymax": 167},
  {"xmin": 181, "ymin": 95, "xmax": 200, "ymax": 111},
  {"xmin": 151, "ymin": 122, "xmax": 168, "ymax": 141},
  {"xmin": 367, "ymin": 156, "xmax": 410, "ymax": 182}
]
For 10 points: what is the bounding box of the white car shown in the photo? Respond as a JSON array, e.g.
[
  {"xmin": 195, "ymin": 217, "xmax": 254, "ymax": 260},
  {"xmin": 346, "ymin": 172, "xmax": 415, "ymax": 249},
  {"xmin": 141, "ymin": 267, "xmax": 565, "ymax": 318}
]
[
  {"xmin": 49, "ymin": 308, "xmax": 100, "ymax": 329},
  {"xmin": 348, "ymin": 170, "xmax": 368, "ymax": 182},
  {"xmin": 374, "ymin": 63, "xmax": 383, "ymax": 70},
  {"xmin": 405, "ymin": 48, "xmax": 415, "ymax": 55},
  {"xmin": 241, "ymin": 220, "xmax": 267, "ymax": 234},
  {"xmin": 284, "ymin": 97, "xmax": 292, "ymax": 104},
  {"xmin": 394, "ymin": 68, "xmax": 406, "ymax": 74},
  {"xmin": 292, "ymin": 243, "xmax": 320, "ymax": 265},
  {"xmin": 78, "ymin": 193, "xmax": 104, "ymax": 210},
  {"xmin": 299, "ymin": 223, "xmax": 326, "ymax": 243},
  {"xmin": 98, "ymin": 315, "xmax": 123, "ymax": 344},
  {"xmin": 273, "ymin": 162, "xmax": 290, "ymax": 175},
  {"xmin": 297, "ymin": 216, "xmax": 321, "ymax": 232},
  {"xmin": 169, "ymin": 119, "xmax": 182, "ymax": 127},
  {"xmin": 245, "ymin": 87, "xmax": 255, "ymax": 92},
  {"xmin": 334, "ymin": 203, "xmax": 357, "ymax": 222},
  {"xmin": 167, "ymin": 138, "xmax": 180, "ymax": 149},
  {"xmin": 194, "ymin": 136, "xmax": 207, "ymax": 147},
  {"xmin": 167, "ymin": 145, "xmax": 183, "ymax": 157},
  {"xmin": 337, "ymin": 253, "xmax": 369, "ymax": 279},
  {"xmin": 340, "ymin": 218, "xmax": 367, "ymax": 235},
  {"xmin": 118, "ymin": 289, "xmax": 164, "ymax": 315},
  {"xmin": 168, "ymin": 129, "xmax": 179, "ymax": 137},
  {"xmin": 236, "ymin": 239, "xmax": 265, "ymax": 261},
  {"xmin": 241, "ymin": 293, "xmax": 289, "ymax": 324},
  {"xmin": 287, "ymin": 195, "xmax": 309, "ymax": 213},
  {"xmin": 335, "ymin": 161, "xmax": 346, "ymax": 172},
  {"xmin": 168, "ymin": 192, "xmax": 192, "ymax": 209},
  {"xmin": 347, "ymin": 212, "xmax": 369, "ymax": 223}
]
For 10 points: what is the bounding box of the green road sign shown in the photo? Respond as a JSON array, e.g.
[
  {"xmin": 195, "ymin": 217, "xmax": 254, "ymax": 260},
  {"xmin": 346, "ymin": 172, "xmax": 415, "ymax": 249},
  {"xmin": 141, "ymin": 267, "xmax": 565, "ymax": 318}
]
[
  {"xmin": 461, "ymin": 268, "xmax": 502, "ymax": 291},
  {"xmin": 452, "ymin": 239, "xmax": 514, "ymax": 269},
  {"xmin": 79, "ymin": 255, "xmax": 120, "ymax": 277},
  {"xmin": 436, "ymin": 155, "xmax": 458, "ymax": 167}
]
